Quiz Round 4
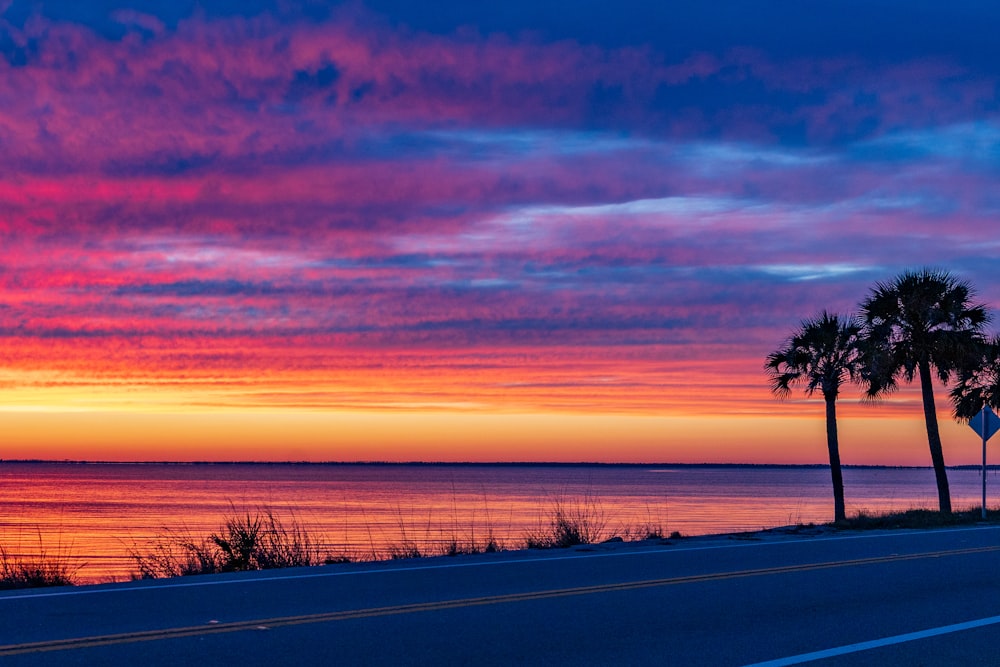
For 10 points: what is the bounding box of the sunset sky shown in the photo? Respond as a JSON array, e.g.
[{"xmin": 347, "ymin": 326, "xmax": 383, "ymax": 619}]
[{"xmin": 1, "ymin": 1, "xmax": 998, "ymax": 464}]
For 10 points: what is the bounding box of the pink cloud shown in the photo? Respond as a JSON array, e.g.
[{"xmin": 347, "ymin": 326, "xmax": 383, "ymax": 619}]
[{"xmin": 0, "ymin": 8, "xmax": 997, "ymax": 419}]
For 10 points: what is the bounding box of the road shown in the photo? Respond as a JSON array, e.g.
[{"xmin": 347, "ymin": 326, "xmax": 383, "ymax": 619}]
[{"xmin": 1, "ymin": 526, "xmax": 1000, "ymax": 665}]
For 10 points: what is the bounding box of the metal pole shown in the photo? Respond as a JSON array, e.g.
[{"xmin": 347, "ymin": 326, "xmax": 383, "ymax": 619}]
[{"xmin": 984, "ymin": 408, "xmax": 989, "ymax": 520}]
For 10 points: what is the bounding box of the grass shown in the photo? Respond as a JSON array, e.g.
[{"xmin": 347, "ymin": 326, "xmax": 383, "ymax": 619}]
[
  {"xmin": 439, "ymin": 497, "xmax": 505, "ymax": 556},
  {"xmin": 0, "ymin": 536, "xmax": 79, "ymax": 589},
  {"xmin": 382, "ymin": 502, "xmax": 505, "ymax": 559},
  {"xmin": 17, "ymin": 500, "xmax": 1000, "ymax": 587},
  {"xmin": 58, "ymin": 497, "xmax": 1000, "ymax": 586},
  {"xmin": 523, "ymin": 495, "xmax": 610, "ymax": 549},
  {"xmin": 521, "ymin": 496, "xmax": 678, "ymax": 549},
  {"xmin": 134, "ymin": 501, "xmax": 515, "ymax": 578},
  {"xmin": 431, "ymin": 524, "xmax": 504, "ymax": 557},
  {"xmin": 833, "ymin": 507, "xmax": 1000, "ymax": 530},
  {"xmin": 615, "ymin": 522, "xmax": 670, "ymax": 541},
  {"xmin": 439, "ymin": 536, "xmax": 503, "ymax": 556},
  {"xmin": 383, "ymin": 507, "xmax": 432, "ymax": 560},
  {"xmin": 380, "ymin": 494, "xmax": 669, "ymax": 555},
  {"xmin": 378, "ymin": 495, "xmax": 667, "ymax": 557},
  {"xmin": 15, "ymin": 493, "xmax": 1000, "ymax": 588},
  {"xmin": 439, "ymin": 492, "xmax": 505, "ymax": 556},
  {"xmin": 613, "ymin": 505, "xmax": 670, "ymax": 542},
  {"xmin": 131, "ymin": 505, "xmax": 338, "ymax": 578}
]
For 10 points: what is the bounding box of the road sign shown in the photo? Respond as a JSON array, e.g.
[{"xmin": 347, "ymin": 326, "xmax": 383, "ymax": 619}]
[
  {"xmin": 970, "ymin": 406, "xmax": 1000, "ymax": 519},
  {"xmin": 969, "ymin": 406, "xmax": 1000, "ymax": 441}
]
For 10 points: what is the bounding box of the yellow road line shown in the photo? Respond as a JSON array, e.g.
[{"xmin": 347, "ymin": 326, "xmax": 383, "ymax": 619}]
[{"xmin": 2, "ymin": 544, "xmax": 997, "ymax": 657}]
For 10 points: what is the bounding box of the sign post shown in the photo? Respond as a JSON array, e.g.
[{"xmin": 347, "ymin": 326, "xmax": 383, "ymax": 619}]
[{"xmin": 968, "ymin": 406, "xmax": 1000, "ymax": 519}]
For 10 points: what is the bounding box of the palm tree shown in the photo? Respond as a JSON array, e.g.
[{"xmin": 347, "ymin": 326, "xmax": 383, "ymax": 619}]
[
  {"xmin": 950, "ymin": 335, "xmax": 1000, "ymax": 420},
  {"xmin": 860, "ymin": 269, "xmax": 989, "ymax": 514},
  {"xmin": 766, "ymin": 311, "xmax": 865, "ymax": 522}
]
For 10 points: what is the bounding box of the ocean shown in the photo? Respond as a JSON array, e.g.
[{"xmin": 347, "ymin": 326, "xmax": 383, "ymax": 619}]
[{"xmin": 0, "ymin": 462, "xmax": 995, "ymax": 584}]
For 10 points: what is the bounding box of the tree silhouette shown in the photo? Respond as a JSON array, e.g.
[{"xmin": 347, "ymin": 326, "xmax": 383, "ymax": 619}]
[
  {"xmin": 766, "ymin": 311, "xmax": 865, "ymax": 522},
  {"xmin": 950, "ymin": 335, "xmax": 1000, "ymax": 421},
  {"xmin": 861, "ymin": 269, "xmax": 989, "ymax": 514}
]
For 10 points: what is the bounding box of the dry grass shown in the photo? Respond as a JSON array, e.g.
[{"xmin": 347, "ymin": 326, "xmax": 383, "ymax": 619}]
[
  {"xmin": 0, "ymin": 536, "xmax": 78, "ymax": 589},
  {"xmin": 523, "ymin": 495, "xmax": 609, "ymax": 549},
  {"xmin": 613, "ymin": 504, "xmax": 669, "ymax": 541},
  {"xmin": 616, "ymin": 519, "xmax": 667, "ymax": 542},
  {"xmin": 131, "ymin": 505, "xmax": 337, "ymax": 578},
  {"xmin": 438, "ymin": 532, "xmax": 503, "ymax": 557},
  {"xmin": 834, "ymin": 507, "xmax": 1000, "ymax": 530},
  {"xmin": 383, "ymin": 502, "xmax": 505, "ymax": 559},
  {"xmin": 436, "ymin": 498, "xmax": 505, "ymax": 556}
]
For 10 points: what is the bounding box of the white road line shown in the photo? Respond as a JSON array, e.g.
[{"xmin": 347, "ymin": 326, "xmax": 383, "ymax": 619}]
[
  {"xmin": 743, "ymin": 614, "xmax": 1000, "ymax": 666},
  {"xmin": 0, "ymin": 524, "xmax": 996, "ymax": 601}
]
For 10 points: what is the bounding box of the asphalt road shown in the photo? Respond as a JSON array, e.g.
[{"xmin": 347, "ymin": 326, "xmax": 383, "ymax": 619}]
[{"xmin": 2, "ymin": 526, "xmax": 1000, "ymax": 665}]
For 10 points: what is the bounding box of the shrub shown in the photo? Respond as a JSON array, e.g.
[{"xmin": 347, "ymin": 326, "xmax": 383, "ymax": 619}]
[
  {"xmin": 131, "ymin": 505, "xmax": 331, "ymax": 578},
  {"xmin": 0, "ymin": 540, "xmax": 78, "ymax": 589},
  {"xmin": 523, "ymin": 495, "xmax": 608, "ymax": 549}
]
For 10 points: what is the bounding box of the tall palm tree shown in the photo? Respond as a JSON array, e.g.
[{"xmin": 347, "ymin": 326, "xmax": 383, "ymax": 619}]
[
  {"xmin": 950, "ymin": 335, "xmax": 1000, "ymax": 420},
  {"xmin": 766, "ymin": 311, "xmax": 865, "ymax": 522},
  {"xmin": 860, "ymin": 269, "xmax": 989, "ymax": 514}
]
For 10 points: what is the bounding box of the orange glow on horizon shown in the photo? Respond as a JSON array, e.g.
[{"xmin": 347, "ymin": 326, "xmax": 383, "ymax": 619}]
[
  {"xmin": 0, "ymin": 406, "xmax": 985, "ymax": 468},
  {"xmin": 0, "ymin": 343, "xmax": 981, "ymax": 466}
]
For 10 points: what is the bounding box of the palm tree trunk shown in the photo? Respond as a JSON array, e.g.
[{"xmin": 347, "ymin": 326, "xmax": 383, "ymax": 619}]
[
  {"xmin": 825, "ymin": 393, "xmax": 846, "ymax": 522},
  {"xmin": 919, "ymin": 359, "xmax": 952, "ymax": 513}
]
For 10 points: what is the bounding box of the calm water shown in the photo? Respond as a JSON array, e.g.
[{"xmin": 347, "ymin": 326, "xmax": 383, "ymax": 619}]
[{"xmin": 1, "ymin": 462, "xmax": 997, "ymax": 584}]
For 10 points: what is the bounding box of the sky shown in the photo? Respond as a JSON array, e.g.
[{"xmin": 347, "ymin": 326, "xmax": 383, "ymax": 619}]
[{"xmin": 1, "ymin": 1, "xmax": 999, "ymax": 464}]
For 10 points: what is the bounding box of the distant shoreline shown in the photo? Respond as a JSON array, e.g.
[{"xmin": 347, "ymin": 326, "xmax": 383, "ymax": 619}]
[{"xmin": 2, "ymin": 459, "xmax": 995, "ymax": 470}]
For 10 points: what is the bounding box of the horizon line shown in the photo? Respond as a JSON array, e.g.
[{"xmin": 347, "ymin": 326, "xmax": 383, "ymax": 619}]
[{"xmin": 0, "ymin": 459, "xmax": 971, "ymax": 469}]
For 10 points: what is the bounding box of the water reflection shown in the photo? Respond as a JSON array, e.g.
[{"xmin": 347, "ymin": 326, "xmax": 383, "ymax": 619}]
[{"xmin": 0, "ymin": 463, "xmax": 993, "ymax": 583}]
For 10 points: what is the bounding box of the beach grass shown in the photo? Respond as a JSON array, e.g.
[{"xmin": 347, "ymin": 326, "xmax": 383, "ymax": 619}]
[
  {"xmin": 125, "ymin": 501, "xmax": 1000, "ymax": 582},
  {"xmin": 431, "ymin": 523, "xmax": 504, "ymax": 557},
  {"xmin": 0, "ymin": 538, "xmax": 79, "ymax": 589},
  {"xmin": 523, "ymin": 495, "xmax": 610, "ymax": 549},
  {"xmin": 612, "ymin": 505, "xmax": 669, "ymax": 542},
  {"xmin": 130, "ymin": 505, "xmax": 334, "ymax": 578},
  {"xmin": 378, "ymin": 492, "xmax": 510, "ymax": 559},
  {"xmin": 521, "ymin": 496, "xmax": 675, "ymax": 548},
  {"xmin": 131, "ymin": 495, "xmax": 669, "ymax": 579},
  {"xmin": 23, "ymin": 500, "xmax": 1000, "ymax": 587},
  {"xmin": 833, "ymin": 507, "xmax": 1000, "ymax": 530},
  {"xmin": 383, "ymin": 506, "xmax": 504, "ymax": 558}
]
